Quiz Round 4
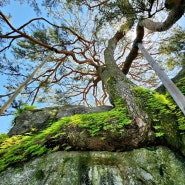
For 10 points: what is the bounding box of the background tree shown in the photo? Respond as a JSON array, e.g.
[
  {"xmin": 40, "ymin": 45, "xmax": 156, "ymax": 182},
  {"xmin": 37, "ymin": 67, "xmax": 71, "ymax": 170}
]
[{"xmin": 160, "ymin": 27, "xmax": 185, "ymax": 81}]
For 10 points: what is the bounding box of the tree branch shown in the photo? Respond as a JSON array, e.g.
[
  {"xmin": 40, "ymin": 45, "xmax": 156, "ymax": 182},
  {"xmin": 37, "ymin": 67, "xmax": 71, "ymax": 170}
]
[
  {"xmin": 139, "ymin": 2, "xmax": 185, "ymax": 32},
  {"xmin": 122, "ymin": 0, "xmax": 185, "ymax": 75},
  {"xmin": 122, "ymin": 24, "xmax": 144, "ymax": 75}
]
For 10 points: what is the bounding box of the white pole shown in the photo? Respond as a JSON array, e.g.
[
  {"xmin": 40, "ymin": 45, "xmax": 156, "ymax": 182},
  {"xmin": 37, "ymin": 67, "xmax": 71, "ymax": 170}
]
[
  {"xmin": 0, "ymin": 51, "xmax": 54, "ymax": 115},
  {"xmin": 138, "ymin": 43, "xmax": 185, "ymax": 115}
]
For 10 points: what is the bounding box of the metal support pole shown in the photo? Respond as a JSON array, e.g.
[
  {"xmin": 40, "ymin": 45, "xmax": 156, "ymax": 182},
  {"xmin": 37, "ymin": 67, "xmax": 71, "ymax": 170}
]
[
  {"xmin": 0, "ymin": 51, "xmax": 54, "ymax": 116},
  {"xmin": 138, "ymin": 43, "xmax": 185, "ymax": 115}
]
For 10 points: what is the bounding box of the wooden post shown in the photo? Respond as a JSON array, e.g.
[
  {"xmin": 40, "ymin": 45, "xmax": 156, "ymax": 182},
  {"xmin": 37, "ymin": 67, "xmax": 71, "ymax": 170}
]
[
  {"xmin": 138, "ymin": 43, "xmax": 185, "ymax": 115},
  {"xmin": 0, "ymin": 51, "xmax": 54, "ymax": 116}
]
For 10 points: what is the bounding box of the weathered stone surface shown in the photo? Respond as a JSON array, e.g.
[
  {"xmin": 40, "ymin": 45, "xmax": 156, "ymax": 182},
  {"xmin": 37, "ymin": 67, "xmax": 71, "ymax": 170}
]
[
  {"xmin": 8, "ymin": 105, "xmax": 112, "ymax": 137},
  {"xmin": 0, "ymin": 146, "xmax": 184, "ymax": 185},
  {"xmin": 56, "ymin": 105, "xmax": 113, "ymax": 120},
  {"xmin": 8, "ymin": 108, "xmax": 56, "ymax": 137}
]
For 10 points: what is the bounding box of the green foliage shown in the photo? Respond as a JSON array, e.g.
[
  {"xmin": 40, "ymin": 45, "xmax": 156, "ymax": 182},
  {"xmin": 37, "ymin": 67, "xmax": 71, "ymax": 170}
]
[
  {"xmin": 99, "ymin": 0, "xmax": 135, "ymax": 23},
  {"xmin": 94, "ymin": 0, "xmax": 135, "ymax": 36},
  {"xmin": 159, "ymin": 27, "xmax": 185, "ymax": 71},
  {"xmin": 66, "ymin": 0, "xmax": 84, "ymax": 5},
  {"xmin": 13, "ymin": 27, "xmax": 67, "ymax": 61}
]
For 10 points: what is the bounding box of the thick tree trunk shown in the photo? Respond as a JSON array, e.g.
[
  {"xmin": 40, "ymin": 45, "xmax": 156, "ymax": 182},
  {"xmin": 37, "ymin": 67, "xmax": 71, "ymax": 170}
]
[
  {"xmin": 45, "ymin": 120, "xmax": 156, "ymax": 152},
  {"xmin": 95, "ymin": 20, "xmax": 185, "ymax": 157},
  {"xmin": 97, "ymin": 22, "xmax": 148, "ymax": 121},
  {"xmin": 95, "ymin": 26, "xmax": 153, "ymax": 152}
]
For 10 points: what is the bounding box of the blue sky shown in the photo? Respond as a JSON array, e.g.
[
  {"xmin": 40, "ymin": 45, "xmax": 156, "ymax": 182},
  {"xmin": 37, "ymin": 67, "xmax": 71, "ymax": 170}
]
[
  {"xmin": 0, "ymin": 1, "xmax": 38, "ymax": 133},
  {"xmin": 0, "ymin": 1, "xmax": 185, "ymax": 134}
]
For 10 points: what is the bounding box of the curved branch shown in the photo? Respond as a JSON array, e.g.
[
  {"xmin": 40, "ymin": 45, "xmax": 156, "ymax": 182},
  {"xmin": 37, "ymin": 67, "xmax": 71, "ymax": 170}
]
[
  {"xmin": 0, "ymin": 13, "xmax": 92, "ymax": 44},
  {"xmin": 122, "ymin": 0, "xmax": 185, "ymax": 75},
  {"xmin": 104, "ymin": 22, "xmax": 134, "ymax": 69},
  {"xmin": 140, "ymin": 3, "xmax": 185, "ymax": 32}
]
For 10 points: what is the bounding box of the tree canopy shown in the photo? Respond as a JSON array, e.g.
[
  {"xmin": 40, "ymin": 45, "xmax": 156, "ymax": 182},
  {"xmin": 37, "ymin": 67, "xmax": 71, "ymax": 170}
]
[{"xmin": 0, "ymin": 0, "xmax": 185, "ymax": 115}]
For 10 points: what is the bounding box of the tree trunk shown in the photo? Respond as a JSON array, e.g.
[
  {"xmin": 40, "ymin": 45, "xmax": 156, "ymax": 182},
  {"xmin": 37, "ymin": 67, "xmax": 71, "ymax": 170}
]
[
  {"xmin": 96, "ymin": 22, "xmax": 184, "ymax": 157},
  {"xmin": 0, "ymin": 51, "xmax": 54, "ymax": 116},
  {"xmin": 95, "ymin": 29, "xmax": 154, "ymax": 151}
]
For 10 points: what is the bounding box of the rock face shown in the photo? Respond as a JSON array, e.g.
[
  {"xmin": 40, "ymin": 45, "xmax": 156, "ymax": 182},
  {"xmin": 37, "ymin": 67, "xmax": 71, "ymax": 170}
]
[
  {"xmin": 3, "ymin": 105, "xmax": 185, "ymax": 184},
  {"xmin": 0, "ymin": 146, "xmax": 185, "ymax": 185},
  {"xmin": 8, "ymin": 105, "xmax": 113, "ymax": 136}
]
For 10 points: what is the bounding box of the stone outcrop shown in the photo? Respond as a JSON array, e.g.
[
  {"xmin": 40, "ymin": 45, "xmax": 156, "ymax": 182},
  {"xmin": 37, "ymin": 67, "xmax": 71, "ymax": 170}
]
[
  {"xmin": 1, "ymin": 104, "xmax": 185, "ymax": 184},
  {"xmin": 0, "ymin": 146, "xmax": 185, "ymax": 185},
  {"xmin": 8, "ymin": 105, "xmax": 113, "ymax": 137}
]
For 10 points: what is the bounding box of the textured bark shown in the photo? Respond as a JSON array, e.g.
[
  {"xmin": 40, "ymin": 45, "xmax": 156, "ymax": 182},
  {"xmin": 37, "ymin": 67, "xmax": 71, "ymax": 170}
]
[
  {"xmin": 96, "ymin": 6, "xmax": 185, "ymax": 155},
  {"xmin": 98, "ymin": 17, "xmax": 148, "ymax": 117}
]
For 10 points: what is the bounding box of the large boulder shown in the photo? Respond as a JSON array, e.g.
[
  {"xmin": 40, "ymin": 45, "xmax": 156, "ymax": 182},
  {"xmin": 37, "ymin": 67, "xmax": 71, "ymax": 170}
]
[
  {"xmin": 0, "ymin": 146, "xmax": 185, "ymax": 185},
  {"xmin": 8, "ymin": 105, "xmax": 113, "ymax": 137}
]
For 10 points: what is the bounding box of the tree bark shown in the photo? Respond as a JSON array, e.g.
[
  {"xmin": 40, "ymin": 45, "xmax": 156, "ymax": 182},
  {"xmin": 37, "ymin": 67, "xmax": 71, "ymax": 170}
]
[
  {"xmin": 45, "ymin": 119, "xmax": 156, "ymax": 152},
  {"xmin": 122, "ymin": 24, "xmax": 144, "ymax": 75},
  {"xmin": 96, "ymin": 16, "xmax": 185, "ymax": 157},
  {"xmin": 96, "ymin": 22, "xmax": 151, "ymax": 145}
]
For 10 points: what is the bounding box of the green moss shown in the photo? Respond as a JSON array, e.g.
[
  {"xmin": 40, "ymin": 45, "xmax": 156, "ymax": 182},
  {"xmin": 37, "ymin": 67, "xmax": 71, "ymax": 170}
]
[
  {"xmin": 133, "ymin": 86, "xmax": 183, "ymax": 148},
  {"xmin": 106, "ymin": 76, "xmax": 127, "ymax": 107},
  {"xmin": 2, "ymin": 83, "xmax": 184, "ymax": 173},
  {"xmin": 167, "ymin": 77, "xmax": 185, "ymax": 131},
  {"xmin": 154, "ymin": 77, "xmax": 185, "ymax": 132},
  {"xmin": 77, "ymin": 107, "xmax": 131, "ymax": 136},
  {"xmin": 133, "ymin": 87, "xmax": 176, "ymax": 123}
]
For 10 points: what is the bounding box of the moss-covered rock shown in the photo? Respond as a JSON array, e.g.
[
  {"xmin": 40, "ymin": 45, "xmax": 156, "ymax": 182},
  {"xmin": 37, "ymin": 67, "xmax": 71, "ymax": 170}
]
[
  {"xmin": 0, "ymin": 106, "xmax": 133, "ymax": 172},
  {"xmin": 0, "ymin": 147, "xmax": 185, "ymax": 185},
  {"xmin": 8, "ymin": 105, "xmax": 113, "ymax": 137},
  {"xmin": 1, "ymin": 84, "xmax": 185, "ymax": 184}
]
